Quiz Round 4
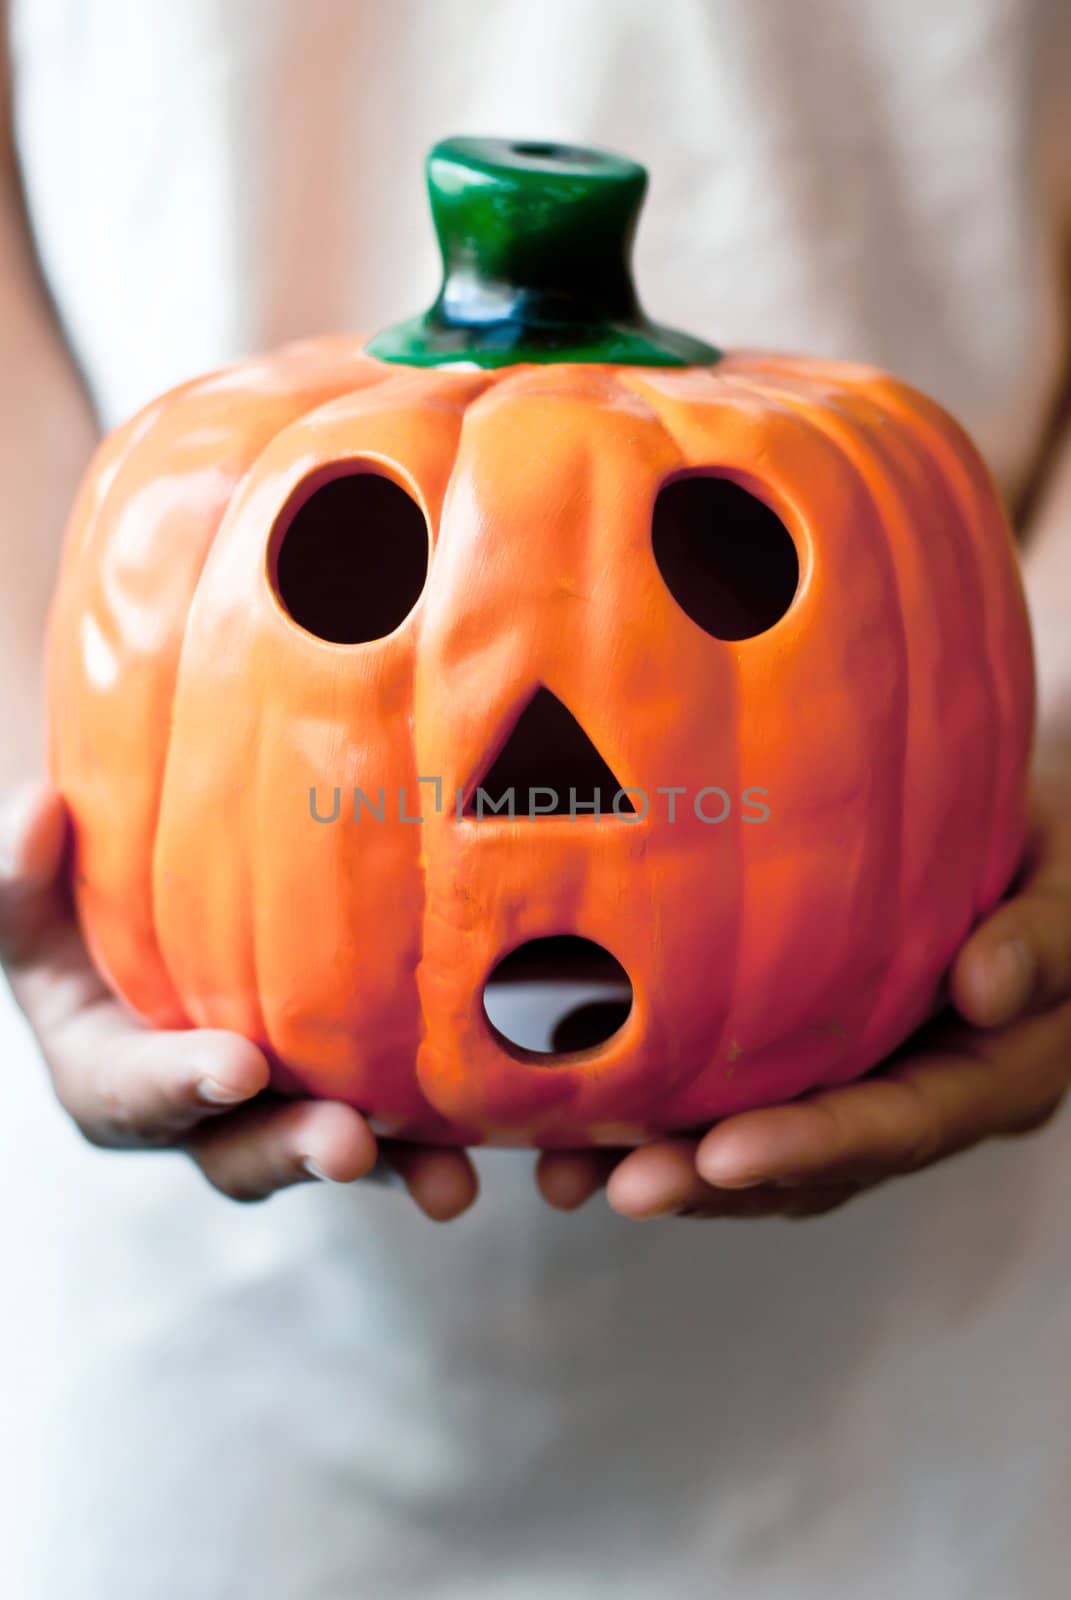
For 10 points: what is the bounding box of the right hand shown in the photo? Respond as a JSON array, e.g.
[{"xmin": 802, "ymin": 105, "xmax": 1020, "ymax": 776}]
[{"xmin": 0, "ymin": 783, "xmax": 479, "ymax": 1217}]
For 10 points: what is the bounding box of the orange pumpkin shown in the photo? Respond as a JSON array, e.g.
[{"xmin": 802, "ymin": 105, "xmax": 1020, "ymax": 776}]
[{"xmin": 47, "ymin": 138, "xmax": 1034, "ymax": 1147}]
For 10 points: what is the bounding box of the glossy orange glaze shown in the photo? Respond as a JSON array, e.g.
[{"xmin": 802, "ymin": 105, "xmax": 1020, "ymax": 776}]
[{"xmin": 46, "ymin": 337, "xmax": 1035, "ymax": 1146}]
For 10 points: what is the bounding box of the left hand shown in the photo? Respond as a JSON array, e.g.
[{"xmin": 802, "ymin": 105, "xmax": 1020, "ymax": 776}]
[{"xmin": 536, "ymin": 753, "xmax": 1071, "ymax": 1220}]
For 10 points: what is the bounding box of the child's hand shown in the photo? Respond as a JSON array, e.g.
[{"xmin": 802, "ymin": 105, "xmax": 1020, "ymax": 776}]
[
  {"xmin": 0, "ymin": 785, "xmax": 478, "ymax": 1219},
  {"xmin": 536, "ymin": 756, "xmax": 1071, "ymax": 1220}
]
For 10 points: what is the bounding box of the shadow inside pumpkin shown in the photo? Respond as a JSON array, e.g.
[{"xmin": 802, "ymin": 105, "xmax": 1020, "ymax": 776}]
[
  {"xmin": 482, "ymin": 935, "xmax": 634, "ymax": 1058},
  {"xmin": 465, "ymin": 688, "xmax": 636, "ymax": 819}
]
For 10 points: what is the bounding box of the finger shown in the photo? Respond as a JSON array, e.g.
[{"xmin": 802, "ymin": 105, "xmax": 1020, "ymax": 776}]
[
  {"xmin": 605, "ymin": 1139, "xmax": 711, "ymax": 1218},
  {"xmin": 186, "ymin": 1098, "xmax": 378, "ymax": 1202},
  {"xmin": 952, "ymin": 881, "xmax": 1071, "ymax": 1027},
  {"xmin": 535, "ymin": 1148, "xmax": 621, "ymax": 1210},
  {"xmin": 721, "ymin": 1076, "xmax": 957, "ymax": 1188},
  {"xmin": 696, "ymin": 1078, "xmax": 943, "ymax": 1190},
  {"xmin": 378, "ymin": 1141, "xmax": 480, "ymax": 1222},
  {"xmin": 697, "ymin": 1004, "xmax": 1071, "ymax": 1188},
  {"xmin": 47, "ymin": 1007, "xmax": 270, "ymax": 1147},
  {"xmin": 0, "ymin": 783, "xmax": 69, "ymax": 958},
  {"xmin": 605, "ymin": 1140, "xmax": 864, "ymax": 1220}
]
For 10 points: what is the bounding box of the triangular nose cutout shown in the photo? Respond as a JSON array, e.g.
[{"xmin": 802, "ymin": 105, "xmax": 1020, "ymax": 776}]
[{"xmin": 466, "ymin": 688, "xmax": 636, "ymax": 819}]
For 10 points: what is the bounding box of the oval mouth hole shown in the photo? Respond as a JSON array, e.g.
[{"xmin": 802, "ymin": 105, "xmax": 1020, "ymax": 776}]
[{"xmin": 482, "ymin": 936, "xmax": 633, "ymax": 1059}]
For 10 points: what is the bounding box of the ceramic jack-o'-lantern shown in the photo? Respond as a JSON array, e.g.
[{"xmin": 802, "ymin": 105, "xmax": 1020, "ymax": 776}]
[{"xmin": 47, "ymin": 137, "xmax": 1035, "ymax": 1147}]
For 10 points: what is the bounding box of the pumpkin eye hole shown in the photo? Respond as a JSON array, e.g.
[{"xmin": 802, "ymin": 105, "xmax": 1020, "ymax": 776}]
[
  {"xmin": 652, "ymin": 475, "xmax": 799, "ymax": 641},
  {"xmin": 272, "ymin": 471, "xmax": 429, "ymax": 644}
]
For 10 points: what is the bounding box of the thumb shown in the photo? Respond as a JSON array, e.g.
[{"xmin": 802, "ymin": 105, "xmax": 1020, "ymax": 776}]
[
  {"xmin": 0, "ymin": 782, "xmax": 69, "ymax": 953},
  {"xmin": 950, "ymin": 832, "xmax": 1071, "ymax": 1030}
]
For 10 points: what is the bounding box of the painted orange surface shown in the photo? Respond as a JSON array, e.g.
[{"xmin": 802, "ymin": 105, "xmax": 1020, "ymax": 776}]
[{"xmin": 46, "ymin": 337, "xmax": 1035, "ymax": 1146}]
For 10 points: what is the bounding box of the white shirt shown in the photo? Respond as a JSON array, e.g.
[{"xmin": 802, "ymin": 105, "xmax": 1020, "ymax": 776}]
[{"xmin": 3, "ymin": 2, "xmax": 1071, "ymax": 1595}]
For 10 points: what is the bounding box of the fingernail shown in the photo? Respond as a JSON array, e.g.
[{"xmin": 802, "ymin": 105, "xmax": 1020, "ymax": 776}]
[
  {"xmin": 989, "ymin": 938, "xmax": 1035, "ymax": 1011},
  {"xmin": 0, "ymin": 783, "xmax": 52, "ymax": 880},
  {"xmin": 609, "ymin": 1199, "xmax": 666, "ymax": 1220},
  {"xmin": 608, "ymin": 1182, "xmax": 687, "ymax": 1219},
  {"xmin": 301, "ymin": 1155, "xmax": 403, "ymax": 1188},
  {"xmin": 637, "ymin": 1197, "xmax": 685, "ymax": 1219},
  {"xmin": 196, "ymin": 1076, "xmax": 252, "ymax": 1106},
  {"xmin": 701, "ymin": 1168, "xmax": 768, "ymax": 1190},
  {"xmin": 301, "ymin": 1156, "xmax": 360, "ymax": 1185},
  {"xmin": 0, "ymin": 783, "xmax": 33, "ymax": 855}
]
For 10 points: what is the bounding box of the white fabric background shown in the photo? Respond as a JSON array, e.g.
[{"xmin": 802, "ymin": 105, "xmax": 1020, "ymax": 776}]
[{"xmin": 3, "ymin": 2, "xmax": 1071, "ymax": 1595}]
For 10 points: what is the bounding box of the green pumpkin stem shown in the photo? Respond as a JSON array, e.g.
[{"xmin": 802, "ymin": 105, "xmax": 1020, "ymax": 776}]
[{"xmin": 366, "ymin": 137, "xmax": 721, "ymax": 369}]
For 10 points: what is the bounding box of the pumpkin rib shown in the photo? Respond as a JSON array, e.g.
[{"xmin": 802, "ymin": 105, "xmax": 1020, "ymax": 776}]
[
  {"xmin": 251, "ymin": 361, "xmax": 461, "ymax": 1068},
  {"xmin": 116, "ymin": 354, "xmax": 389, "ymax": 1034},
  {"xmin": 45, "ymin": 403, "xmax": 168, "ymax": 843},
  {"xmin": 727, "ymin": 366, "xmax": 1000, "ymax": 1071},
  {"xmin": 473, "ymin": 360, "xmax": 655, "ymax": 410},
  {"xmin": 621, "ymin": 367, "xmax": 918, "ymax": 1095},
  {"xmin": 411, "ymin": 372, "xmax": 703, "ymax": 1136},
  {"xmin": 224, "ymin": 367, "xmax": 490, "ymax": 1101},
  {"xmin": 718, "ymin": 355, "xmax": 1034, "ymax": 914},
  {"xmin": 615, "ymin": 372, "xmax": 812, "ymax": 1101},
  {"xmin": 149, "ymin": 353, "xmax": 406, "ymax": 1046},
  {"xmin": 856, "ymin": 373, "xmax": 1035, "ymax": 911},
  {"xmin": 46, "ymin": 374, "xmax": 214, "ymax": 825},
  {"xmin": 833, "ymin": 377, "xmax": 1010, "ymax": 933},
  {"xmin": 713, "ymin": 372, "xmax": 913, "ymax": 1086},
  {"xmin": 593, "ymin": 371, "xmax": 738, "ymax": 1114},
  {"xmin": 50, "ymin": 370, "xmax": 272, "ymax": 1028}
]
